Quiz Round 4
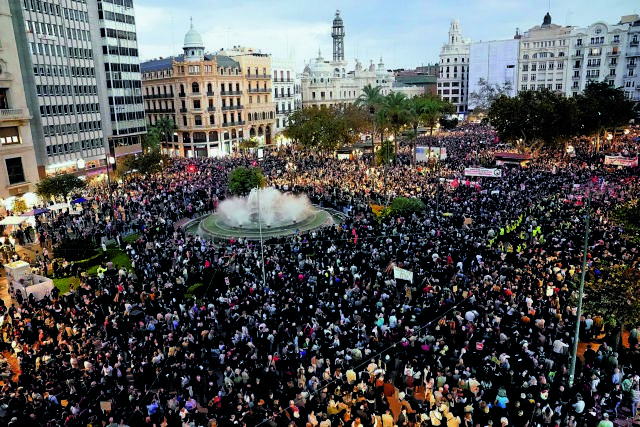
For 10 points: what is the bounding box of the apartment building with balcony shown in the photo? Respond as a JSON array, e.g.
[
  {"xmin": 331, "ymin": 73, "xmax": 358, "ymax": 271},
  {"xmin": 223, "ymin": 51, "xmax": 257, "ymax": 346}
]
[
  {"xmin": 515, "ymin": 13, "xmax": 572, "ymax": 96},
  {"xmin": 271, "ymin": 57, "xmax": 301, "ymax": 137},
  {"xmin": 0, "ymin": 0, "xmax": 39, "ymax": 197},
  {"xmin": 141, "ymin": 23, "xmax": 275, "ymax": 157},
  {"xmin": 624, "ymin": 17, "xmax": 640, "ymax": 101},
  {"xmin": 566, "ymin": 15, "xmax": 637, "ymax": 97}
]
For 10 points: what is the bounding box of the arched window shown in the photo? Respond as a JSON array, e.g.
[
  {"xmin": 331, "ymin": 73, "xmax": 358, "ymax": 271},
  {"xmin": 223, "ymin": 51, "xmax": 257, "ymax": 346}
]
[
  {"xmin": 209, "ymin": 131, "xmax": 219, "ymax": 141},
  {"xmin": 192, "ymin": 82, "xmax": 200, "ymax": 93},
  {"xmin": 194, "ymin": 115, "xmax": 202, "ymax": 126},
  {"xmin": 207, "ymin": 83, "xmax": 212, "ymax": 93},
  {"xmin": 180, "ymin": 84, "xmax": 185, "ymax": 94}
]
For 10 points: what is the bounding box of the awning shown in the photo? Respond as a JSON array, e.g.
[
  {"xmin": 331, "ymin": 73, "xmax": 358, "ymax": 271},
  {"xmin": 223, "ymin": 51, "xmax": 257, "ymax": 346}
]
[
  {"xmin": 0, "ymin": 216, "xmax": 29, "ymax": 225},
  {"xmin": 49, "ymin": 203, "xmax": 70, "ymax": 211},
  {"xmin": 20, "ymin": 208, "xmax": 50, "ymax": 216}
]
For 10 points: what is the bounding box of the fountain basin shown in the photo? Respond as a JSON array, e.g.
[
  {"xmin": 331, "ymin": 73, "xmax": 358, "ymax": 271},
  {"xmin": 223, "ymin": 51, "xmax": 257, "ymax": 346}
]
[{"xmin": 192, "ymin": 188, "xmax": 339, "ymax": 240}]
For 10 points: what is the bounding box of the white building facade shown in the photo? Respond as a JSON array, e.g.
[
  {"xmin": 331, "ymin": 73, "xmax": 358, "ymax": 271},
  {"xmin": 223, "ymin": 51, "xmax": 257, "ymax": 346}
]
[
  {"xmin": 622, "ymin": 17, "xmax": 639, "ymax": 101},
  {"xmin": 271, "ymin": 58, "xmax": 300, "ymax": 135},
  {"xmin": 438, "ymin": 20, "xmax": 471, "ymax": 117},
  {"xmin": 300, "ymin": 11, "xmax": 395, "ymax": 109},
  {"xmin": 0, "ymin": 0, "xmax": 40, "ymax": 198},
  {"xmin": 468, "ymin": 39, "xmax": 519, "ymax": 110},
  {"xmin": 515, "ymin": 13, "xmax": 571, "ymax": 95},
  {"xmin": 567, "ymin": 17, "xmax": 635, "ymax": 97}
]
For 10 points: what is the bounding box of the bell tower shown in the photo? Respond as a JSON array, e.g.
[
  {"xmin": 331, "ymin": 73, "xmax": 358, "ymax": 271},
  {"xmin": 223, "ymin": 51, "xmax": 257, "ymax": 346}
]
[{"xmin": 332, "ymin": 10, "xmax": 345, "ymax": 62}]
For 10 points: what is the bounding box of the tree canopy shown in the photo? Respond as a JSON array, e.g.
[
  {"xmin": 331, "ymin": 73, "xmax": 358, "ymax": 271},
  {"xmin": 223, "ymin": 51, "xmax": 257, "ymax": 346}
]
[
  {"xmin": 487, "ymin": 88, "xmax": 579, "ymax": 149},
  {"xmin": 283, "ymin": 105, "xmax": 368, "ymax": 152},
  {"xmin": 36, "ymin": 174, "xmax": 86, "ymax": 202},
  {"xmin": 228, "ymin": 166, "xmax": 266, "ymax": 196},
  {"xmin": 469, "ymin": 77, "xmax": 513, "ymax": 112},
  {"xmin": 575, "ymin": 81, "xmax": 639, "ymax": 139},
  {"xmin": 583, "ymin": 265, "xmax": 640, "ymax": 328}
]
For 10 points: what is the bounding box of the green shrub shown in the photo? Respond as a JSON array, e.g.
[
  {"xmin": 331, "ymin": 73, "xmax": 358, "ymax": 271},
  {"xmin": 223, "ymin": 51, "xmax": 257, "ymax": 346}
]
[
  {"xmin": 53, "ymin": 237, "xmax": 98, "ymax": 262},
  {"xmin": 390, "ymin": 197, "xmax": 425, "ymax": 214},
  {"xmin": 185, "ymin": 283, "xmax": 205, "ymax": 299}
]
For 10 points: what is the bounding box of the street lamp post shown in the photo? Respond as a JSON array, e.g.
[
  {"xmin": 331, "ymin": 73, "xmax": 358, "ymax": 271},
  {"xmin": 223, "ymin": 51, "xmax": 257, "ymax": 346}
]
[
  {"xmin": 105, "ymin": 153, "xmax": 116, "ymax": 221},
  {"xmin": 569, "ymin": 196, "xmax": 591, "ymax": 389}
]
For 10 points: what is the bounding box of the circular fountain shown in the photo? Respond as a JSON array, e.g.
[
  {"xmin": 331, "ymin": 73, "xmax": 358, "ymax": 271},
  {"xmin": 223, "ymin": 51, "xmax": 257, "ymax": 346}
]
[{"xmin": 195, "ymin": 187, "xmax": 336, "ymax": 240}]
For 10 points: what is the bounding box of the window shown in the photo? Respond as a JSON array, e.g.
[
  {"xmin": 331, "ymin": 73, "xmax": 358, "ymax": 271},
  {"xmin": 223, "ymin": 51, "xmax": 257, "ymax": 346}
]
[
  {"xmin": 209, "ymin": 115, "xmax": 214, "ymax": 125},
  {"xmin": 613, "ymin": 35, "xmax": 620, "ymax": 43},
  {"xmin": 0, "ymin": 127, "xmax": 20, "ymax": 145},
  {"xmin": 193, "ymin": 100, "xmax": 201, "ymax": 109},
  {"xmin": 192, "ymin": 82, "xmax": 199, "ymax": 93},
  {"xmin": 5, "ymin": 157, "xmax": 25, "ymax": 185}
]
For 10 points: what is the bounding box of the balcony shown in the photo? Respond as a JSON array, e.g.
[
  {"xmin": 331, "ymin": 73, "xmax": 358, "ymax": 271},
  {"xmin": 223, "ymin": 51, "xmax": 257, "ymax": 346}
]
[
  {"xmin": 607, "ymin": 50, "xmax": 620, "ymax": 56},
  {"xmin": 587, "ymin": 63, "xmax": 601, "ymax": 68},
  {"xmin": 207, "ymin": 107, "xmax": 216, "ymax": 112},
  {"xmin": 178, "ymin": 93, "xmax": 186, "ymax": 97},
  {"xmin": 179, "ymin": 108, "xmax": 187, "ymax": 113},
  {"xmin": 572, "ymin": 53, "xmax": 583, "ymax": 58},
  {"xmin": 246, "ymin": 74, "xmax": 271, "ymax": 79},
  {"xmin": 248, "ymin": 88, "xmax": 271, "ymax": 93},
  {"xmin": 628, "ymin": 63, "xmax": 637, "ymax": 69},
  {"xmin": 220, "ymin": 90, "xmax": 242, "ymax": 96},
  {"xmin": 0, "ymin": 108, "xmax": 28, "ymax": 120},
  {"xmin": 206, "ymin": 91, "xmax": 215, "ymax": 97},
  {"xmin": 631, "ymin": 41, "xmax": 639, "ymax": 47},
  {"xmin": 588, "ymin": 51, "xmax": 602, "ymax": 57},
  {"xmin": 221, "ymin": 120, "xmax": 246, "ymax": 127},
  {"xmin": 572, "ymin": 75, "xmax": 581, "ymax": 80},
  {"xmin": 221, "ymin": 105, "xmax": 244, "ymax": 111}
]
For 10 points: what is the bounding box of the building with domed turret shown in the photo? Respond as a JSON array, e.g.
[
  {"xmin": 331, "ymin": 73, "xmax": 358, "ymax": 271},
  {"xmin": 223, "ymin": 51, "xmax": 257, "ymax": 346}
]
[
  {"xmin": 141, "ymin": 21, "xmax": 275, "ymax": 157},
  {"xmin": 300, "ymin": 11, "xmax": 398, "ymax": 109}
]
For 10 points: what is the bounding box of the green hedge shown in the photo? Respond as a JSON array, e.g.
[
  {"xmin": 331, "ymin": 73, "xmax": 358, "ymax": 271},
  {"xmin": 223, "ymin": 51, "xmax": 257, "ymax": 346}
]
[{"xmin": 390, "ymin": 196, "xmax": 425, "ymax": 214}]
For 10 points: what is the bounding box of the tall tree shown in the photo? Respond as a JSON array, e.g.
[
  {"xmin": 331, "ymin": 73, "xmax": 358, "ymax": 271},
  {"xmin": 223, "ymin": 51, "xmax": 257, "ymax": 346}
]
[
  {"xmin": 576, "ymin": 81, "xmax": 639, "ymax": 151},
  {"xmin": 356, "ymin": 84, "xmax": 384, "ymax": 166},
  {"xmin": 488, "ymin": 89, "xmax": 579, "ymax": 150},
  {"xmin": 228, "ymin": 166, "xmax": 266, "ymax": 196},
  {"xmin": 36, "ymin": 174, "xmax": 86, "ymax": 202},
  {"xmin": 468, "ymin": 77, "xmax": 513, "ymax": 113},
  {"xmin": 154, "ymin": 117, "xmax": 177, "ymax": 145},
  {"xmin": 382, "ymin": 92, "xmax": 409, "ymax": 164},
  {"xmin": 422, "ymin": 96, "xmax": 455, "ymax": 136},
  {"xmin": 406, "ymin": 96, "xmax": 427, "ymax": 166}
]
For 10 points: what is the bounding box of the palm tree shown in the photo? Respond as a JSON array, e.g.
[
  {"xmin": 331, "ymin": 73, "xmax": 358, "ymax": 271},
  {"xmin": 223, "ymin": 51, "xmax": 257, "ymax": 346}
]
[
  {"xmin": 155, "ymin": 117, "xmax": 177, "ymax": 146},
  {"xmin": 382, "ymin": 92, "xmax": 409, "ymax": 165},
  {"xmin": 407, "ymin": 96, "xmax": 428, "ymax": 166},
  {"xmin": 356, "ymin": 84, "xmax": 383, "ymax": 166}
]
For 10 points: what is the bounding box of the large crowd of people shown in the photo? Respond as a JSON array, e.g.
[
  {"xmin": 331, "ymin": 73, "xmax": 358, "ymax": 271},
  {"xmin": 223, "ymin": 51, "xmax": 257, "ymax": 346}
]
[{"xmin": 0, "ymin": 124, "xmax": 639, "ymax": 427}]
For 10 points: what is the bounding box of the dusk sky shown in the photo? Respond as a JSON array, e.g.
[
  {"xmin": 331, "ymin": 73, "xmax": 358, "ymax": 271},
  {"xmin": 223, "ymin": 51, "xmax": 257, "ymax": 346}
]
[{"xmin": 135, "ymin": 0, "xmax": 639, "ymax": 70}]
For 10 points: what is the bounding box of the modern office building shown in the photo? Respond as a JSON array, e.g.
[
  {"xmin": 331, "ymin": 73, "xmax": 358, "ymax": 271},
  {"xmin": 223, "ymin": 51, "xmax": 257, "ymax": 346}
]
[
  {"xmin": 0, "ymin": 0, "xmax": 40, "ymax": 198},
  {"xmin": 438, "ymin": 20, "xmax": 471, "ymax": 117},
  {"xmin": 7, "ymin": 0, "xmax": 145, "ymax": 178},
  {"xmin": 141, "ymin": 22, "xmax": 276, "ymax": 157},
  {"xmin": 97, "ymin": 0, "xmax": 146, "ymax": 158}
]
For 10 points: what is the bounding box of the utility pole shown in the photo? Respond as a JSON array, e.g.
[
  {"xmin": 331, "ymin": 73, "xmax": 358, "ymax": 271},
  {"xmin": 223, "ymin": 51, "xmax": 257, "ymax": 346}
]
[{"xmin": 569, "ymin": 195, "xmax": 590, "ymax": 389}]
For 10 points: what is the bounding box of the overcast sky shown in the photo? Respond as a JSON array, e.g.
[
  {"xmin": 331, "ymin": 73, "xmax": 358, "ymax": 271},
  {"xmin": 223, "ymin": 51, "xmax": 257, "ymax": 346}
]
[{"xmin": 134, "ymin": 0, "xmax": 639, "ymax": 70}]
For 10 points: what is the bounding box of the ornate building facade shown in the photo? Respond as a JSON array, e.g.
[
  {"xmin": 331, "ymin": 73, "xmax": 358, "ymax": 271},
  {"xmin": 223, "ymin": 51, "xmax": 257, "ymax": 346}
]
[
  {"xmin": 300, "ymin": 11, "xmax": 395, "ymax": 109},
  {"xmin": 141, "ymin": 23, "xmax": 275, "ymax": 157},
  {"xmin": 438, "ymin": 20, "xmax": 471, "ymax": 117}
]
